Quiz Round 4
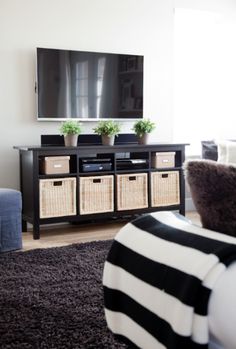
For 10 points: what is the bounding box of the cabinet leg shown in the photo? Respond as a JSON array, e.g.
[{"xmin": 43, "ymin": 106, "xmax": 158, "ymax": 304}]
[
  {"xmin": 22, "ymin": 219, "xmax": 27, "ymax": 232},
  {"xmin": 33, "ymin": 224, "xmax": 40, "ymax": 240},
  {"xmin": 179, "ymin": 204, "xmax": 185, "ymax": 216}
]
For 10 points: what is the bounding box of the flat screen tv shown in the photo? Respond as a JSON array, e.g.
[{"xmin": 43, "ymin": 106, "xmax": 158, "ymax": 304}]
[{"xmin": 36, "ymin": 47, "xmax": 144, "ymax": 120}]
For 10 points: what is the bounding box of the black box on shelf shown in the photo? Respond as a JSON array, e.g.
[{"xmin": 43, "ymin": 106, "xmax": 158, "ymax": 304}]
[
  {"xmin": 80, "ymin": 158, "xmax": 112, "ymax": 172},
  {"xmin": 116, "ymin": 159, "xmax": 148, "ymax": 170}
]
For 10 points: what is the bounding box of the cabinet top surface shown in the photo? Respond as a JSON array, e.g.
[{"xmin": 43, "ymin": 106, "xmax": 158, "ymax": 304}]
[{"xmin": 14, "ymin": 143, "xmax": 189, "ymax": 151}]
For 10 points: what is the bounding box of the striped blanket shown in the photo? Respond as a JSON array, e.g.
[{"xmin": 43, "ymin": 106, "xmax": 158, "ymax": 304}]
[{"xmin": 103, "ymin": 211, "xmax": 236, "ymax": 349}]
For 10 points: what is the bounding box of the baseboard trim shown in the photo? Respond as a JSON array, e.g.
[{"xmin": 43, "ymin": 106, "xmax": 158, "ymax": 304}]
[{"xmin": 185, "ymin": 198, "xmax": 196, "ymax": 212}]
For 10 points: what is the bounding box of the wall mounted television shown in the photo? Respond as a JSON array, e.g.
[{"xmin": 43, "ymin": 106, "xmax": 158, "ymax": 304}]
[{"xmin": 36, "ymin": 47, "xmax": 144, "ymax": 121}]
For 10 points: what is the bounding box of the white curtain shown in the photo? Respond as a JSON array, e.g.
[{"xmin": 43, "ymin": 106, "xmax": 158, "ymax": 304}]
[{"xmin": 173, "ymin": 8, "xmax": 236, "ymax": 155}]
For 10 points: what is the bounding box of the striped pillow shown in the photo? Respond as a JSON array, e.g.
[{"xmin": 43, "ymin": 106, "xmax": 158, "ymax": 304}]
[{"xmin": 103, "ymin": 211, "xmax": 236, "ymax": 349}]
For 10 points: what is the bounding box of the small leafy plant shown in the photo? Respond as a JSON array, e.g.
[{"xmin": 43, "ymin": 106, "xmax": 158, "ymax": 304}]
[
  {"xmin": 93, "ymin": 120, "xmax": 121, "ymax": 136},
  {"xmin": 60, "ymin": 120, "xmax": 82, "ymax": 135},
  {"xmin": 132, "ymin": 119, "xmax": 156, "ymax": 137}
]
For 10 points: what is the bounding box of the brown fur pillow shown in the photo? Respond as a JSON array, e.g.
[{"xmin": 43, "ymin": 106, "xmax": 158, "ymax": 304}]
[{"xmin": 184, "ymin": 160, "xmax": 236, "ymax": 237}]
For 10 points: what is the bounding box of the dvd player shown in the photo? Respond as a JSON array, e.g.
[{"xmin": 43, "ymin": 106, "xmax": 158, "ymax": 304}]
[
  {"xmin": 116, "ymin": 159, "xmax": 148, "ymax": 170},
  {"xmin": 81, "ymin": 158, "xmax": 111, "ymax": 163},
  {"xmin": 81, "ymin": 158, "xmax": 112, "ymax": 172}
]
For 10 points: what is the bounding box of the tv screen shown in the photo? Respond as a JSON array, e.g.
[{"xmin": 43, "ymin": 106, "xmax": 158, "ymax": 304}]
[{"xmin": 36, "ymin": 47, "xmax": 144, "ymax": 120}]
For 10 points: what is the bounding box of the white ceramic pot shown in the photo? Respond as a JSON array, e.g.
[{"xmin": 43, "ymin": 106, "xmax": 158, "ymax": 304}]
[
  {"xmin": 64, "ymin": 134, "xmax": 78, "ymax": 147},
  {"xmin": 101, "ymin": 135, "xmax": 115, "ymax": 146},
  {"xmin": 138, "ymin": 133, "xmax": 149, "ymax": 145}
]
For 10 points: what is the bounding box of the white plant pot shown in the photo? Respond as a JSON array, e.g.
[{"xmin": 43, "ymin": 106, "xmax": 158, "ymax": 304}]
[
  {"xmin": 138, "ymin": 133, "xmax": 149, "ymax": 145},
  {"xmin": 64, "ymin": 134, "xmax": 78, "ymax": 147},
  {"xmin": 101, "ymin": 135, "xmax": 115, "ymax": 146}
]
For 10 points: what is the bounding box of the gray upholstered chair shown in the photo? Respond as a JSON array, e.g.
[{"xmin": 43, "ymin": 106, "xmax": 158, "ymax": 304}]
[{"xmin": 0, "ymin": 189, "xmax": 22, "ymax": 252}]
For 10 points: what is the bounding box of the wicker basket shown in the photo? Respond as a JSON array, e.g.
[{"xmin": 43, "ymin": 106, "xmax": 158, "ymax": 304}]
[
  {"xmin": 39, "ymin": 177, "xmax": 76, "ymax": 218},
  {"xmin": 117, "ymin": 173, "xmax": 148, "ymax": 211},
  {"xmin": 79, "ymin": 175, "xmax": 114, "ymax": 215},
  {"xmin": 151, "ymin": 171, "xmax": 180, "ymax": 207}
]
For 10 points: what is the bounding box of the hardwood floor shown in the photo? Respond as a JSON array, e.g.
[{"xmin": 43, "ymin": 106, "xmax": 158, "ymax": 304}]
[
  {"xmin": 22, "ymin": 211, "xmax": 201, "ymax": 251},
  {"xmin": 185, "ymin": 211, "xmax": 201, "ymax": 225},
  {"xmin": 22, "ymin": 220, "xmax": 124, "ymax": 251}
]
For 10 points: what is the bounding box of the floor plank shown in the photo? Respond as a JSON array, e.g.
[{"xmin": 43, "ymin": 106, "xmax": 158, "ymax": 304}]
[
  {"xmin": 22, "ymin": 211, "xmax": 201, "ymax": 251},
  {"xmin": 22, "ymin": 221, "xmax": 125, "ymax": 251}
]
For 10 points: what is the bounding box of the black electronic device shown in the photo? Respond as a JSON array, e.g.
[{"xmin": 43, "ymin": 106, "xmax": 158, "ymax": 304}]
[
  {"xmin": 82, "ymin": 163, "xmax": 112, "ymax": 172},
  {"xmin": 36, "ymin": 48, "xmax": 144, "ymax": 120},
  {"xmin": 80, "ymin": 158, "xmax": 112, "ymax": 172},
  {"xmin": 116, "ymin": 158, "xmax": 148, "ymax": 170}
]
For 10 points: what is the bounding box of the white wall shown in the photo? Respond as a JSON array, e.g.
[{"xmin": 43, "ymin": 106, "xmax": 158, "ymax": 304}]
[
  {"xmin": 2, "ymin": 0, "xmax": 234, "ymax": 189},
  {"xmin": 0, "ymin": 0, "xmax": 174, "ymax": 188},
  {"xmin": 174, "ymin": 0, "xmax": 236, "ymax": 12}
]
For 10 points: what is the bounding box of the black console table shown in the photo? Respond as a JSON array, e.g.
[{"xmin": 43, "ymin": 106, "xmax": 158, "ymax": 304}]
[{"xmin": 14, "ymin": 143, "xmax": 188, "ymax": 239}]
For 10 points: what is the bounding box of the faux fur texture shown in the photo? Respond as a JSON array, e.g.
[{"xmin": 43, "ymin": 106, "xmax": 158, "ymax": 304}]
[
  {"xmin": 185, "ymin": 160, "xmax": 236, "ymax": 237},
  {"xmin": 0, "ymin": 240, "xmax": 127, "ymax": 349}
]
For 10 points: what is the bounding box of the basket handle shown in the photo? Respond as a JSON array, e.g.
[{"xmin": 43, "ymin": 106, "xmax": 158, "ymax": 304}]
[
  {"xmin": 53, "ymin": 181, "xmax": 63, "ymax": 186},
  {"xmin": 93, "ymin": 178, "xmax": 101, "ymax": 183},
  {"xmin": 161, "ymin": 174, "xmax": 169, "ymax": 178},
  {"xmin": 128, "ymin": 176, "xmax": 136, "ymax": 181}
]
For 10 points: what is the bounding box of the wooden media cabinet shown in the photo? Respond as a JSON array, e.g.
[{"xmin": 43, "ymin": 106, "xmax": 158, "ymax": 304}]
[{"xmin": 14, "ymin": 142, "xmax": 188, "ymax": 239}]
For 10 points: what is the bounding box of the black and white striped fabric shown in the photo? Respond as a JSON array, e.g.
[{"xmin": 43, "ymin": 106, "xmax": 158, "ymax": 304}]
[{"xmin": 103, "ymin": 211, "xmax": 236, "ymax": 349}]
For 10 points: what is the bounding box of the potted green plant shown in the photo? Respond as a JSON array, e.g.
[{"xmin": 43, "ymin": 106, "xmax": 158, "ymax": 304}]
[
  {"xmin": 133, "ymin": 119, "xmax": 156, "ymax": 145},
  {"xmin": 60, "ymin": 120, "xmax": 82, "ymax": 147},
  {"xmin": 93, "ymin": 120, "xmax": 121, "ymax": 146}
]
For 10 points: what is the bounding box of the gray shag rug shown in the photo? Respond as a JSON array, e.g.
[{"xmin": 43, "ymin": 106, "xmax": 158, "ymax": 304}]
[{"xmin": 0, "ymin": 240, "xmax": 128, "ymax": 349}]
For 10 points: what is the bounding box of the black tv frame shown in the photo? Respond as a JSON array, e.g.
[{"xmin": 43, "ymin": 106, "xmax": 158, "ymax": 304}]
[{"xmin": 36, "ymin": 47, "xmax": 144, "ymax": 122}]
